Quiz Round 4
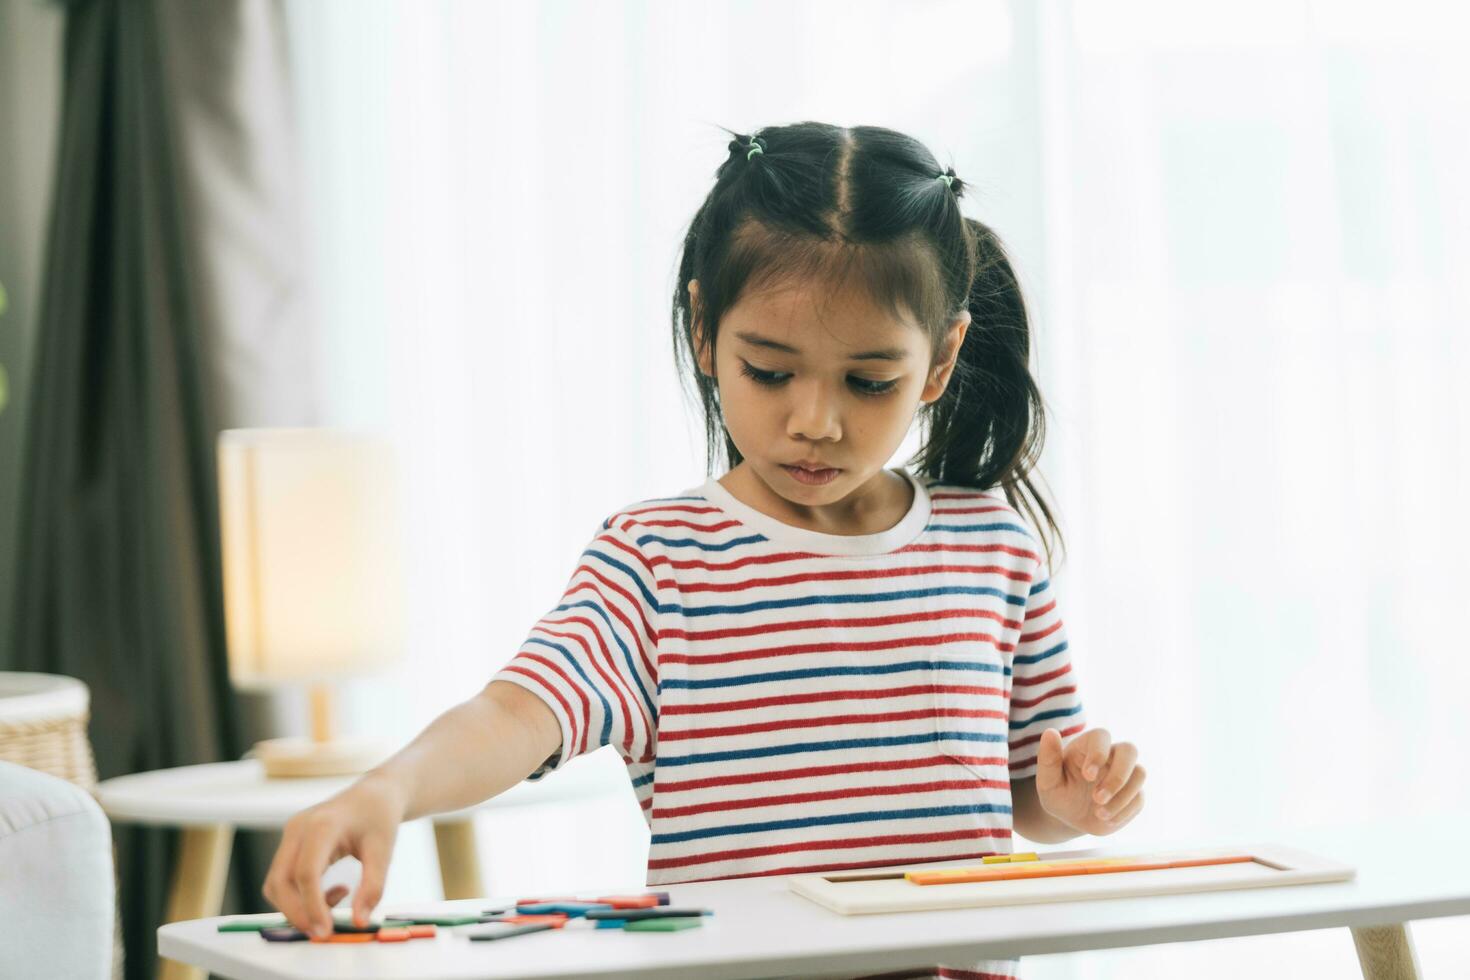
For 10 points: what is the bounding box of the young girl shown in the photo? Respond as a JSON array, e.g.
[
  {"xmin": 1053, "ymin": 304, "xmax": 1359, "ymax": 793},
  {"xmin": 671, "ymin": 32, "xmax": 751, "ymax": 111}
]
[{"xmin": 265, "ymin": 122, "xmax": 1145, "ymax": 980}]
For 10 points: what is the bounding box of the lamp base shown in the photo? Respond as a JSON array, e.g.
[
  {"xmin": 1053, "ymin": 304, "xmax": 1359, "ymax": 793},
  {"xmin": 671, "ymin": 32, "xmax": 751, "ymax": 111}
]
[{"xmin": 253, "ymin": 736, "xmax": 390, "ymax": 778}]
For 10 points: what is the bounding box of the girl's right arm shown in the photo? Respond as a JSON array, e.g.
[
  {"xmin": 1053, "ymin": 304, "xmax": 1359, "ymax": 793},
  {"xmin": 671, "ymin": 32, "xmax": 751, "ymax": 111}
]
[{"xmin": 263, "ymin": 679, "xmax": 562, "ymax": 938}]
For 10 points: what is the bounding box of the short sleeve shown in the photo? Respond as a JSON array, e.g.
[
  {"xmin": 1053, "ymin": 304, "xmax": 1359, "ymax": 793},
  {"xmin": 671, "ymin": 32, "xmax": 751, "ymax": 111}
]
[
  {"xmin": 491, "ymin": 520, "xmax": 660, "ymax": 780},
  {"xmin": 1007, "ymin": 564, "xmax": 1086, "ymax": 779}
]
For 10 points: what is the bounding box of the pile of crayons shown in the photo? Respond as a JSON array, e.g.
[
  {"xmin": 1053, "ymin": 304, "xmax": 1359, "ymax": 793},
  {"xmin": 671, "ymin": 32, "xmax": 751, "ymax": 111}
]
[{"xmin": 216, "ymin": 891, "xmax": 712, "ymax": 943}]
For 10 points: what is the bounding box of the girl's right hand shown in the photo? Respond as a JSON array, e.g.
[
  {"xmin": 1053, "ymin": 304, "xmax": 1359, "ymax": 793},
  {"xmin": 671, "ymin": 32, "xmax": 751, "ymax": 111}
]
[{"xmin": 263, "ymin": 773, "xmax": 406, "ymax": 938}]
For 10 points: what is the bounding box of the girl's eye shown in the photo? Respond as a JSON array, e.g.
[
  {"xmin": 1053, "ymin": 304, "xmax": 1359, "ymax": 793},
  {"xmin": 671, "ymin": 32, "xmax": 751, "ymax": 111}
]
[
  {"xmin": 739, "ymin": 362, "xmax": 791, "ymax": 386},
  {"xmin": 849, "ymin": 376, "xmax": 899, "ymax": 396},
  {"xmin": 738, "ymin": 361, "xmax": 899, "ymax": 396}
]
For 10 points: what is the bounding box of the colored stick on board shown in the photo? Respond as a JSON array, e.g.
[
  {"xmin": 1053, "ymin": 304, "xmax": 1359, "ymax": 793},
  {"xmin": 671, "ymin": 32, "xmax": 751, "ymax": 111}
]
[{"xmin": 905, "ymin": 854, "xmax": 1255, "ymax": 886}]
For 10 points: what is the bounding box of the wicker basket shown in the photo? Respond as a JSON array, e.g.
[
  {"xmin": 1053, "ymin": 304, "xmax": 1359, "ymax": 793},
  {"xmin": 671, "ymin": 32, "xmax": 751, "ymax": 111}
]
[
  {"xmin": 0, "ymin": 672, "xmax": 99, "ymax": 788},
  {"xmin": 0, "ymin": 672, "xmax": 120, "ymax": 979}
]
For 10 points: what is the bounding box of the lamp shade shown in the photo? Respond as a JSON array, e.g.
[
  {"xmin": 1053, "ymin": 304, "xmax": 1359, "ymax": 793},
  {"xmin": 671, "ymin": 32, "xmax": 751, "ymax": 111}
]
[{"xmin": 218, "ymin": 428, "xmax": 405, "ymax": 689}]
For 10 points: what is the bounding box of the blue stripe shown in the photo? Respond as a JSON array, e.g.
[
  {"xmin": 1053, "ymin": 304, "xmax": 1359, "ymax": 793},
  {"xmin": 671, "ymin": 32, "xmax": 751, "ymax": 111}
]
[
  {"xmin": 925, "ymin": 521, "xmax": 1032, "ymax": 536},
  {"xmin": 1029, "ymin": 578, "xmax": 1049, "ymax": 596},
  {"xmin": 650, "ymin": 803, "xmax": 1012, "ymax": 845},
  {"xmin": 550, "ymin": 599, "xmax": 658, "ymax": 722},
  {"xmin": 635, "ymin": 532, "xmax": 769, "ymax": 552},
  {"xmin": 631, "ymin": 771, "xmax": 654, "ymax": 789},
  {"xmin": 669, "ymin": 584, "xmax": 1024, "ymax": 618},
  {"xmin": 1009, "ymin": 703, "xmax": 1083, "ymax": 730},
  {"xmin": 659, "ymin": 659, "xmax": 1007, "ymax": 692},
  {"xmin": 1014, "ymin": 640, "xmax": 1067, "ymax": 666},
  {"xmin": 523, "ymin": 638, "xmax": 613, "ymax": 747},
  {"xmin": 657, "ymin": 729, "xmax": 1006, "ymax": 768}
]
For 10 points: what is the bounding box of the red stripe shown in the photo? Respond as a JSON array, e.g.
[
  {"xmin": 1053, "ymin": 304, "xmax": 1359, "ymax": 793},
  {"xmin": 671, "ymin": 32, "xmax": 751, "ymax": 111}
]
[
  {"xmin": 654, "ymin": 755, "xmax": 1009, "ymax": 794},
  {"xmin": 896, "ymin": 542, "xmax": 1038, "ymax": 563},
  {"xmin": 659, "ymin": 606, "xmax": 1020, "ymax": 643},
  {"xmin": 660, "ymin": 562, "xmax": 1030, "ymax": 594},
  {"xmin": 660, "ymin": 684, "xmax": 1005, "ymax": 717},
  {"xmin": 661, "ymin": 630, "xmax": 1010, "ymax": 667},
  {"xmin": 660, "ymin": 707, "xmax": 1007, "ymax": 742},
  {"xmin": 653, "ymin": 778, "xmax": 1011, "ymax": 819},
  {"xmin": 928, "ymin": 505, "xmax": 1010, "ymax": 515},
  {"xmin": 1011, "ymin": 663, "xmax": 1071, "ymax": 687},
  {"xmin": 650, "ymin": 549, "xmax": 823, "ymax": 573},
  {"xmin": 1019, "ymin": 618, "xmax": 1063, "ymax": 644},
  {"xmin": 620, "ymin": 517, "xmax": 743, "ymax": 534},
  {"xmin": 615, "ymin": 503, "xmax": 722, "ymax": 519},
  {"xmin": 649, "ymin": 830, "xmax": 1012, "ymax": 874},
  {"xmin": 1009, "ymin": 684, "xmax": 1076, "ymax": 710},
  {"xmin": 1008, "ymin": 721, "xmax": 1085, "ymax": 750},
  {"xmin": 1023, "ymin": 597, "xmax": 1056, "ymax": 620}
]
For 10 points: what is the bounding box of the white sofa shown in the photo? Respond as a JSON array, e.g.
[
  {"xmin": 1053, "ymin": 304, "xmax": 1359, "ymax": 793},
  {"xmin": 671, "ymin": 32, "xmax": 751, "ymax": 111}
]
[{"xmin": 0, "ymin": 759, "xmax": 116, "ymax": 979}]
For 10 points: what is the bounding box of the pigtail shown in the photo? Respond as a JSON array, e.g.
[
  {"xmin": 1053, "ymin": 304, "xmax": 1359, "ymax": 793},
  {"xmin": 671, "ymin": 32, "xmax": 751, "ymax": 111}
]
[{"xmin": 912, "ymin": 218, "xmax": 1066, "ymax": 573}]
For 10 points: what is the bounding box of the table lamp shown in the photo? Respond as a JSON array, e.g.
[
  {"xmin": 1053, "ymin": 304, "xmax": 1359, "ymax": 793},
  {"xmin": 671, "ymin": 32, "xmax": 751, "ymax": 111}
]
[{"xmin": 217, "ymin": 428, "xmax": 405, "ymax": 778}]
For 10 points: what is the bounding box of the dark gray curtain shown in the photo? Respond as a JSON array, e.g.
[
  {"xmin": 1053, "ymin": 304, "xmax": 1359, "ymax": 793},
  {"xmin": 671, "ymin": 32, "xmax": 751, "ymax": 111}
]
[{"xmin": 9, "ymin": 2, "xmax": 313, "ymax": 977}]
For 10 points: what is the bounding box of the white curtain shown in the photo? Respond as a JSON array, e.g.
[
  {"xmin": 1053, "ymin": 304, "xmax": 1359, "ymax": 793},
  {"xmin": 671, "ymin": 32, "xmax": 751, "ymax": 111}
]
[
  {"xmin": 1025, "ymin": 1, "xmax": 1470, "ymax": 974},
  {"xmin": 286, "ymin": 1, "xmax": 1469, "ymax": 972}
]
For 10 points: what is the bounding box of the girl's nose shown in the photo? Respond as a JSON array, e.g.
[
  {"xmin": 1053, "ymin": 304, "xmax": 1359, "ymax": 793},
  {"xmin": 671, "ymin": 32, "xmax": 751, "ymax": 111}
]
[{"xmin": 786, "ymin": 380, "xmax": 842, "ymax": 443}]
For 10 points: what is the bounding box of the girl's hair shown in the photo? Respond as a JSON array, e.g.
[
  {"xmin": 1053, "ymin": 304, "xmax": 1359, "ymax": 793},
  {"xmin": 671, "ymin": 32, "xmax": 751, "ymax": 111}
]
[{"xmin": 670, "ymin": 122, "xmax": 1064, "ymax": 571}]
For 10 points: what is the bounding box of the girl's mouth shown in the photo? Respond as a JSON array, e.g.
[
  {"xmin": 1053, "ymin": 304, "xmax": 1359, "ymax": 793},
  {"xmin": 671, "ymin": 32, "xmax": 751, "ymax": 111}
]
[{"xmin": 781, "ymin": 464, "xmax": 841, "ymax": 486}]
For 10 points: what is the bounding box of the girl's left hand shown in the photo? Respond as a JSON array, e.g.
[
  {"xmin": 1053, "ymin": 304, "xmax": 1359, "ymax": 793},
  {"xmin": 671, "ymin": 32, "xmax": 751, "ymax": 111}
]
[{"xmin": 1035, "ymin": 727, "xmax": 1145, "ymax": 836}]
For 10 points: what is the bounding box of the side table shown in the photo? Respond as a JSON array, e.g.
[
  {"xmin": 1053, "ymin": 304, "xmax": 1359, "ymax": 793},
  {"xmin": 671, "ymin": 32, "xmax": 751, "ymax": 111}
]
[{"xmin": 96, "ymin": 751, "xmax": 630, "ymax": 980}]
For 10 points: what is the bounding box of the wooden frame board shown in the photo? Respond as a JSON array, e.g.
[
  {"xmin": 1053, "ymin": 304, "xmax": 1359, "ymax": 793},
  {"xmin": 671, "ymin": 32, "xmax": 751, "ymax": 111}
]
[{"xmin": 788, "ymin": 844, "xmax": 1355, "ymax": 915}]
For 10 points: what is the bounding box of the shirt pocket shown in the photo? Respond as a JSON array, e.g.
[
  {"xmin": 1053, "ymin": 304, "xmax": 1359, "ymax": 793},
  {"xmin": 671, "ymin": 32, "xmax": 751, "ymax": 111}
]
[{"xmin": 929, "ymin": 635, "xmax": 1011, "ymax": 782}]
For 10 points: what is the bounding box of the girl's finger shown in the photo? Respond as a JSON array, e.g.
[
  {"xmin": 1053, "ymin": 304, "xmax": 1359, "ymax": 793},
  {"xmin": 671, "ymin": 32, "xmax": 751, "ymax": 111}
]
[
  {"xmin": 1095, "ymin": 764, "xmax": 1146, "ymax": 819},
  {"xmin": 325, "ymin": 884, "xmax": 350, "ymax": 908},
  {"xmin": 264, "ymin": 829, "xmax": 305, "ymax": 930},
  {"xmin": 1100, "ymin": 789, "xmax": 1144, "ymax": 829},
  {"xmin": 291, "ymin": 829, "xmax": 340, "ymax": 939},
  {"xmin": 352, "ymin": 833, "xmax": 396, "ymax": 927},
  {"xmin": 1093, "ymin": 743, "xmax": 1139, "ymax": 804},
  {"xmin": 1067, "ymin": 728, "xmax": 1111, "ymax": 781},
  {"xmin": 1035, "ymin": 728, "xmax": 1066, "ymax": 792}
]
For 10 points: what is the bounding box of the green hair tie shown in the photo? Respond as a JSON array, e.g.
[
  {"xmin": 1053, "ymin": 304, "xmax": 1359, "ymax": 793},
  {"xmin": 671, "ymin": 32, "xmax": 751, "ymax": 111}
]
[
  {"xmin": 937, "ymin": 173, "xmax": 954, "ymax": 188},
  {"xmin": 747, "ymin": 139, "xmax": 764, "ymax": 161}
]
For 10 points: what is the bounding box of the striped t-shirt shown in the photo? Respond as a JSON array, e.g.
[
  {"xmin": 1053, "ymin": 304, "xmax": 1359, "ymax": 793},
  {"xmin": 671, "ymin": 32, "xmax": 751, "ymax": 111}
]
[{"xmin": 492, "ymin": 467, "xmax": 1086, "ymax": 979}]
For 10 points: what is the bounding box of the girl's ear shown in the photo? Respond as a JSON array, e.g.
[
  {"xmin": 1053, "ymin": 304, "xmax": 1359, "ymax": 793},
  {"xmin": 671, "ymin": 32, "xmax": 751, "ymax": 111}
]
[
  {"xmin": 921, "ymin": 311, "xmax": 972, "ymax": 404},
  {"xmin": 689, "ymin": 279, "xmax": 716, "ymax": 377}
]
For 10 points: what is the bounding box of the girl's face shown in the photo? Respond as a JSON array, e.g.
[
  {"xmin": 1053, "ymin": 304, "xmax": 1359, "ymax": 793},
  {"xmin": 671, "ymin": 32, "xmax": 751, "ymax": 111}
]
[{"xmin": 691, "ymin": 277, "xmax": 969, "ymax": 527}]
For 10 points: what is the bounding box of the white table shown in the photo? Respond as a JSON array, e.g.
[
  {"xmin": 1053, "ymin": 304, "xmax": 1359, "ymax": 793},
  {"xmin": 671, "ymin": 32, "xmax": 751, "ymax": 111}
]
[
  {"xmin": 98, "ymin": 752, "xmax": 629, "ymax": 980},
  {"xmin": 157, "ymin": 832, "xmax": 1467, "ymax": 980}
]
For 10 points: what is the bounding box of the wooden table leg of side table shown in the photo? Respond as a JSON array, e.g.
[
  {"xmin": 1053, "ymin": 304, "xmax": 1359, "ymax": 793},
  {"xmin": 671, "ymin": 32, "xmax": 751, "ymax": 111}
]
[
  {"xmin": 432, "ymin": 818, "xmax": 484, "ymax": 900},
  {"xmin": 1351, "ymin": 924, "xmax": 1421, "ymax": 980},
  {"xmin": 159, "ymin": 824, "xmax": 235, "ymax": 980}
]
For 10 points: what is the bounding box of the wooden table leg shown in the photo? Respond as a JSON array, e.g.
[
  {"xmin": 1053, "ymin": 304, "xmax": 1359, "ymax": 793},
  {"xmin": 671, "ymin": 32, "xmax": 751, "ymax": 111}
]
[
  {"xmin": 1351, "ymin": 924, "xmax": 1421, "ymax": 980},
  {"xmin": 159, "ymin": 824, "xmax": 235, "ymax": 980},
  {"xmin": 433, "ymin": 818, "xmax": 484, "ymax": 900}
]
